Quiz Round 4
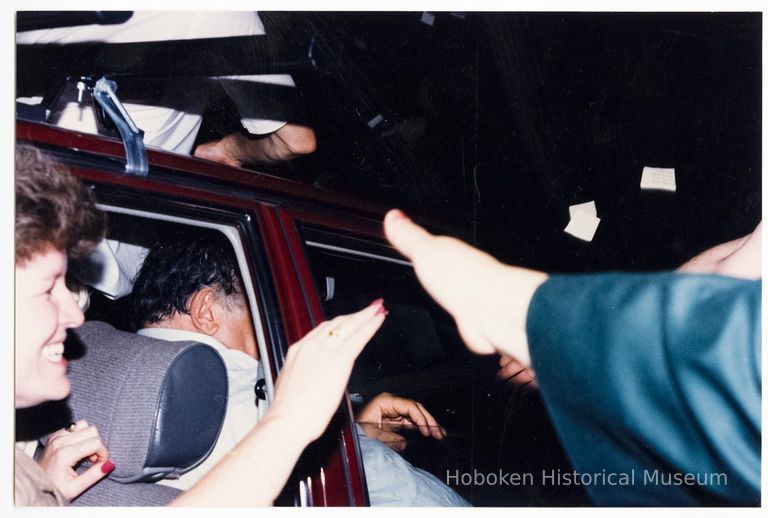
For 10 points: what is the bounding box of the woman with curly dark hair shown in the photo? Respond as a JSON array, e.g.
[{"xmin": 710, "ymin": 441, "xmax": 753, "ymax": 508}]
[{"xmin": 15, "ymin": 145, "xmax": 110, "ymax": 504}]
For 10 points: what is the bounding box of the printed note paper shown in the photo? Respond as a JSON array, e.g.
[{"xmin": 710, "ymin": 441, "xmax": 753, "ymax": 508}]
[{"xmin": 640, "ymin": 167, "xmax": 676, "ymax": 192}]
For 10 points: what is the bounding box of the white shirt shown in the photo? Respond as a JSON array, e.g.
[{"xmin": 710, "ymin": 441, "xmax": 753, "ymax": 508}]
[
  {"xmin": 137, "ymin": 327, "xmax": 267, "ymax": 490},
  {"xmin": 17, "ymin": 12, "xmax": 292, "ymax": 154}
]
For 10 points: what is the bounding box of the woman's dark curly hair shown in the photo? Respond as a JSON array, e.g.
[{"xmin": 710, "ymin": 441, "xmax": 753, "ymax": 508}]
[
  {"xmin": 15, "ymin": 145, "xmax": 106, "ymax": 264},
  {"xmin": 129, "ymin": 233, "xmax": 246, "ymax": 331}
]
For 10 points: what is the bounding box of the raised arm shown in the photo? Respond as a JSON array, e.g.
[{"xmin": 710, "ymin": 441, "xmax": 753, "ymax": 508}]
[{"xmin": 383, "ymin": 209, "xmax": 548, "ymax": 366}]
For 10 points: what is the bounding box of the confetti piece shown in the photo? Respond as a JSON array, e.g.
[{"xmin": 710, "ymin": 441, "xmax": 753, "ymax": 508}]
[
  {"xmin": 367, "ymin": 114, "xmax": 384, "ymax": 128},
  {"xmin": 640, "ymin": 167, "xmax": 676, "ymax": 192},
  {"xmin": 564, "ymin": 210, "xmax": 601, "ymax": 242},
  {"xmin": 568, "ymin": 200, "xmax": 597, "ymax": 219}
]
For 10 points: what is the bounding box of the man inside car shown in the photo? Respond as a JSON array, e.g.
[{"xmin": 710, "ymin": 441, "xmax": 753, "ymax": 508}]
[{"xmin": 127, "ymin": 233, "xmax": 469, "ymax": 506}]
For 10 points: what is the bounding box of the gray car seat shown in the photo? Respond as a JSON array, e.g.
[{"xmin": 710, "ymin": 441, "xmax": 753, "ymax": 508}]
[{"xmin": 66, "ymin": 321, "xmax": 228, "ymax": 506}]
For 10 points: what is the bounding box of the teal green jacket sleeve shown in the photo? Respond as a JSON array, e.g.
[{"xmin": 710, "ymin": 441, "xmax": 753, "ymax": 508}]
[{"xmin": 527, "ymin": 273, "xmax": 761, "ymax": 506}]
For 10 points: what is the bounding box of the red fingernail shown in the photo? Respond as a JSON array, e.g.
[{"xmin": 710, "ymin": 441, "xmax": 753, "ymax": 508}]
[
  {"xmin": 375, "ymin": 305, "xmax": 388, "ymax": 316},
  {"xmin": 389, "ymin": 209, "xmax": 410, "ymax": 222},
  {"xmin": 101, "ymin": 460, "xmax": 116, "ymax": 474},
  {"xmin": 370, "ymin": 298, "xmax": 384, "ymax": 308}
]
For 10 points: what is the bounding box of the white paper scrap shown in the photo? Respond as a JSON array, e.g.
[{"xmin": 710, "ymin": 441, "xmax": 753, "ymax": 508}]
[
  {"xmin": 367, "ymin": 114, "xmax": 384, "ymax": 128},
  {"xmin": 568, "ymin": 200, "xmax": 597, "ymax": 220},
  {"xmin": 564, "ymin": 211, "xmax": 601, "ymax": 242},
  {"xmin": 420, "ymin": 12, "xmax": 435, "ymax": 26},
  {"xmin": 640, "ymin": 167, "xmax": 676, "ymax": 192}
]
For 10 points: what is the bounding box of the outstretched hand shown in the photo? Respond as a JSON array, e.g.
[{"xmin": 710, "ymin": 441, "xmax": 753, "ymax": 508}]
[
  {"xmin": 357, "ymin": 392, "xmax": 446, "ymax": 451},
  {"xmin": 172, "ymin": 301, "xmax": 387, "ymax": 507},
  {"xmin": 37, "ymin": 420, "xmax": 114, "ymax": 501},
  {"xmin": 383, "ymin": 209, "xmax": 548, "ymax": 367},
  {"xmin": 268, "ymin": 299, "xmax": 388, "ymax": 444}
]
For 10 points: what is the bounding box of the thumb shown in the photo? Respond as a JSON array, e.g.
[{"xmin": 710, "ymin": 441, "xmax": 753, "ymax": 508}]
[
  {"xmin": 193, "ymin": 144, "xmax": 216, "ymax": 160},
  {"xmin": 193, "ymin": 142, "xmax": 241, "ymax": 167},
  {"xmin": 383, "ymin": 209, "xmax": 434, "ymax": 261}
]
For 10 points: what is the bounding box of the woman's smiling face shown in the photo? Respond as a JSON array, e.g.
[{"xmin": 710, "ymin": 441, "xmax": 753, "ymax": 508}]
[{"xmin": 15, "ymin": 247, "xmax": 84, "ymax": 408}]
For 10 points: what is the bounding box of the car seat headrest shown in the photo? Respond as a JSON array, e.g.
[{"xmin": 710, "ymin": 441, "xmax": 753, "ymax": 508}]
[{"xmin": 68, "ymin": 321, "xmax": 228, "ymax": 483}]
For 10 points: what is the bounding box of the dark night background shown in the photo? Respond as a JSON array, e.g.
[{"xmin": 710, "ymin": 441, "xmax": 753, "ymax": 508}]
[
  {"xmin": 204, "ymin": 15, "xmax": 760, "ymax": 504},
  {"xmin": 221, "ymin": 11, "xmax": 761, "ymax": 273}
]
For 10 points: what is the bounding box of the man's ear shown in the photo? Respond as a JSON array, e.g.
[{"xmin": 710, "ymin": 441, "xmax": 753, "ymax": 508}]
[{"xmin": 188, "ymin": 288, "xmax": 220, "ymax": 336}]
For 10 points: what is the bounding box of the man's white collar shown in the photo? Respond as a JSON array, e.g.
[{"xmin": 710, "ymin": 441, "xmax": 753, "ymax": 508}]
[{"xmin": 137, "ymin": 327, "xmax": 260, "ymax": 373}]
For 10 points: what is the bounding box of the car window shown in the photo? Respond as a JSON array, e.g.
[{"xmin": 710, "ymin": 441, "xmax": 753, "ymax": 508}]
[
  {"xmin": 78, "ymin": 208, "xmax": 274, "ymax": 399},
  {"xmin": 299, "ymin": 224, "xmax": 590, "ymax": 506}
]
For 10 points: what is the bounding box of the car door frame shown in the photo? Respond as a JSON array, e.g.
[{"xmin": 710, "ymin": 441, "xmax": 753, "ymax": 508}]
[{"xmin": 17, "ymin": 120, "xmax": 371, "ymax": 507}]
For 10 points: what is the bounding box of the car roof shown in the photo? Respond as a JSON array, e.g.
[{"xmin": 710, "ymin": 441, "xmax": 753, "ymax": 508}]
[{"xmin": 17, "ymin": 119, "xmax": 390, "ymax": 221}]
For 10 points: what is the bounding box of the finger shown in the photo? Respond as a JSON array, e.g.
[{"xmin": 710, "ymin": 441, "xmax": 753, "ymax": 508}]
[
  {"xmin": 66, "ymin": 426, "xmax": 103, "ymax": 450},
  {"xmin": 334, "ymin": 299, "xmax": 386, "ymax": 340},
  {"xmin": 46, "ymin": 425, "xmax": 98, "ymax": 454},
  {"xmin": 499, "ymin": 358, "xmax": 523, "ymax": 377},
  {"xmin": 64, "ymin": 462, "xmax": 113, "ymax": 498},
  {"xmin": 374, "ymin": 430, "xmax": 408, "ymax": 452},
  {"xmin": 498, "ymin": 359, "xmax": 537, "ymax": 386},
  {"xmin": 386, "ymin": 398, "xmax": 429, "ymax": 437},
  {"xmin": 499, "ymin": 355, "xmax": 513, "ymax": 368},
  {"xmin": 72, "ymin": 423, "xmax": 100, "ymax": 441},
  {"xmin": 390, "ymin": 399, "xmax": 432, "ymax": 437},
  {"xmin": 389, "ymin": 418, "xmax": 416, "ymax": 431},
  {"xmin": 383, "ymin": 209, "xmax": 434, "ymax": 261},
  {"xmin": 337, "ymin": 309, "xmax": 387, "ymax": 360},
  {"xmin": 304, "ymin": 300, "xmax": 382, "ymax": 347},
  {"xmin": 385, "ymin": 397, "xmax": 442, "ymax": 439},
  {"xmin": 48, "ymin": 419, "xmax": 89, "ymax": 441},
  {"xmin": 379, "ymin": 417, "xmax": 408, "ymax": 432},
  {"xmin": 72, "ymin": 419, "xmax": 89, "ymax": 431},
  {"xmin": 61, "ymin": 437, "xmax": 110, "ymax": 466},
  {"xmin": 413, "ymin": 401, "xmax": 444, "ymax": 439},
  {"xmin": 497, "ymin": 357, "xmax": 523, "ymax": 379},
  {"xmin": 517, "ymin": 366, "xmax": 538, "ymax": 387},
  {"xmin": 48, "ymin": 429, "xmax": 73, "ymax": 442}
]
